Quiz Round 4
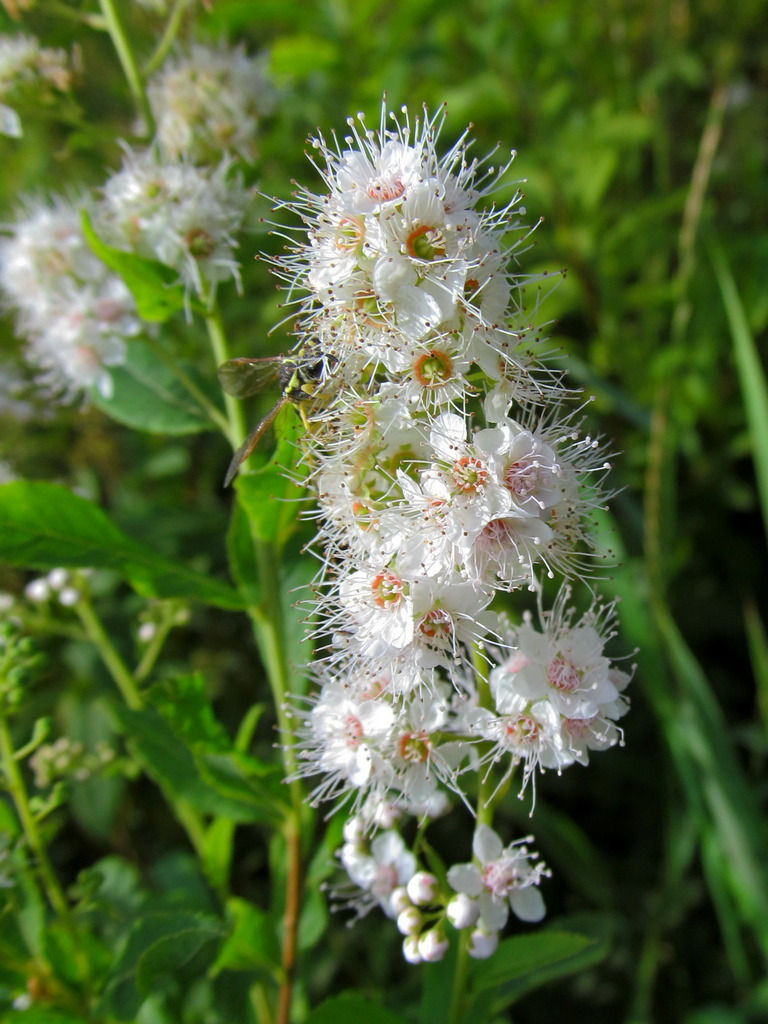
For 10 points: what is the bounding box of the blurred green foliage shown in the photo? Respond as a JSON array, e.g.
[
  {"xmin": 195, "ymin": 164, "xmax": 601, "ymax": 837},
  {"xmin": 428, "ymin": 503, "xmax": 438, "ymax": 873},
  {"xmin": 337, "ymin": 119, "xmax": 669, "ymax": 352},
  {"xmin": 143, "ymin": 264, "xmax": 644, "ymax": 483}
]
[{"xmin": 0, "ymin": 0, "xmax": 766, "ymax": 1022}]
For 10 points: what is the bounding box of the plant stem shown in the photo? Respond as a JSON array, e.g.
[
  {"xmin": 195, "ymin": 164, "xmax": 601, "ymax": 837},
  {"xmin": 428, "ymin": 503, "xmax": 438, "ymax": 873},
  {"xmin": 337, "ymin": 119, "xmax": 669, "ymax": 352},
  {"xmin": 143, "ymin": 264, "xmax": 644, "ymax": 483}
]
[
  {"xmin": 74, "ymin": 598, "xmax": 144, "ymax": 710},
  {"xmin": 447, "ymin": 931, "xmax": 471, "ymax": 1024},
  {"xmin": 205, "ymin": 301, "xmax": 248, "ymax": 452},
  {"xmin": 98, "ymin": 0, "xmax": 154, "ymax": 135},
  {"xmin": 147, "ymin": 336, "xmax": 234, "ymax": 441},
  {"xmin": 248, "ymin": 538, "xmax": 305, "ymax": 1024},
  {"xmin": 143, "ymin": 0, "xmax": 193, "ymax": 76},
  {"xmin": 206, "ymin": 286, "xmax": 305, "ymax": 1021},
  {"xmin": 0, "ymin": 714, "xmax": 72, "ymax": 923},
  {"xmin": 134, "ymin": 602, "xmax": 182, "ymax": 684}
]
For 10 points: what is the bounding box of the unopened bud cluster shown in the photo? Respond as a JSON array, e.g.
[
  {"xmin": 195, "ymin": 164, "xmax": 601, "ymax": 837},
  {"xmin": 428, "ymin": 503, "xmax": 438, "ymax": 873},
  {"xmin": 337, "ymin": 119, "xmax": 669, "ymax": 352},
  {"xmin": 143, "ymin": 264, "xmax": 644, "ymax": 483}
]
[{"xmin": 272, "ymin": 105, "xmax": 632, "ymax": 960}]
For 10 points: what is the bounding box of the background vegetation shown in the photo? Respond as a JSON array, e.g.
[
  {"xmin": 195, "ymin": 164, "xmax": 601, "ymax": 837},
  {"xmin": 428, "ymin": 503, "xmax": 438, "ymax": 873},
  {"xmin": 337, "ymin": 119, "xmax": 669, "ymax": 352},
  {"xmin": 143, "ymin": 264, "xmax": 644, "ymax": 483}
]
[{"xmin": 1, "ymin": 1, "xmax": 767, "ymax": 1022}]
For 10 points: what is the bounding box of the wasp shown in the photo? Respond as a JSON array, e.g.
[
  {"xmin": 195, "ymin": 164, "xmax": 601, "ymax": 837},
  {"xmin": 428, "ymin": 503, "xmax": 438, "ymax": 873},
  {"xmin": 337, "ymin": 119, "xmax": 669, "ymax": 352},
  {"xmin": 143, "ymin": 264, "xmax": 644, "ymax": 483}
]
[{"xmin": 218, "ymin": 343, "xmax": 334, "ymax": 486}]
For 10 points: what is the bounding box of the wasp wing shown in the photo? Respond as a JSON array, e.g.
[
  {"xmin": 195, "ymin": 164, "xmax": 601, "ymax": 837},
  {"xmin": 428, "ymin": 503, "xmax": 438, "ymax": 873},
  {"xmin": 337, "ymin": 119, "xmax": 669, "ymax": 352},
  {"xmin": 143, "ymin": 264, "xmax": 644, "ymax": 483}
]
[
  {"xmin": 218, "ymin": 357, "xmax": 281, "ymax": 399},
  {"xmin": 223, "ymin": 398, "xmax": 286, "ymax": 487}
]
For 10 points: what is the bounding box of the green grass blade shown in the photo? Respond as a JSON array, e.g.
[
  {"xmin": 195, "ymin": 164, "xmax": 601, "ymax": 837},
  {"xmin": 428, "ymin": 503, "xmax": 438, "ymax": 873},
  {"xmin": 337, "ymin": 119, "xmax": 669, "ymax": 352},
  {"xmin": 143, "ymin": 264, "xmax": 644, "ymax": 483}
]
[
  {"xmin": 709, "ymin": 240, "xmax": 768, "ymax": 545},
  {"xmin": 744, "ymin": 599, "xmax": 768, "ymax": 734}
]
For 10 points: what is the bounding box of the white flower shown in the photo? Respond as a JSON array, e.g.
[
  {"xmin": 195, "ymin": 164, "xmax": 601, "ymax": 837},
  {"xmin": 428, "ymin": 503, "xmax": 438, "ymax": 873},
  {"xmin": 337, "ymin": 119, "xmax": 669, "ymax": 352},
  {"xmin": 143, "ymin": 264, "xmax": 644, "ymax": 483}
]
[
  {"xmin": 0, "ymin": 34, "xmax": 75, "ymax": 138},
  {"xmin": 291, "ymin": 675, "xmax": 395, "ymax": 808},
  {"xmin": 341, "ymin": 829, "xmax": 417, "ymax": 918},
  {"xmin": 488, "ymin": 588, "xmax": 631, "ymax": 769},
  {"xmin": 0, "ymin": 196, "xmax": 138, "ymax": 400},
  {"xmin": 447, "ymin": 824, "xmax": 548, "ymax": 930},
  {"xmin": 101, "ymin": 148, "xmax": 249, "ymax": 301},
  {"xmin": 148, "ymin": 43, "xmax": 274, "ymax": 164}
]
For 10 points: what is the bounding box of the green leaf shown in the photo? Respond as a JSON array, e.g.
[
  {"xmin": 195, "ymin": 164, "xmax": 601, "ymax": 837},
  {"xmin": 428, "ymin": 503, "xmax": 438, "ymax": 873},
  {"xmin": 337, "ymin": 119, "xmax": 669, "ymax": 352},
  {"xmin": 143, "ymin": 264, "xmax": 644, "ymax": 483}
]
[
  {"xmin": 305, "ymin": 994, "xmax": 410, "ymax": 1024},
  {"xmin": 470, "ymin": 927, "xmax": 609, "ymax": 1010},
  {"xmin": 0, "ymin": 482, "xmax": 243, "ymax": 610},
  {"xmin": 197, "ymin": 750, "xmax": 286, "ymax": 823},
  {"xmin": 710, "ymin": 240, "xmax": 768, "ymax": 545},
  {"xmin": 104, "ymin": 911, "xmax": 223, "ymax": 1020},
  {"xmin": 210, "ymin": 897, "xmax": 280, "ymax": 975},
  {"xmin": 234, "ymin": 404, "xmax": 309, "ymax": 546},
  {"xmin": 81, "ymin": 211, "xmax": 188, "ymax": 323},
  {"xmin": 226, "ymin": 497, "xmax": 261, "ymax": 605},
  {"xmin": 112, "ymin": 705, "xmax": 285, "ymax": 824},
  {"xmin": 269, "ymin": 35, "xmax": 338, "ymax": 77},
  {"xmin": 149, "ymin": 674, "xmax": 230, "ymax": 751},
  {"xmin": 93, "ymin": 340, "xmax": 214, "ymax": 435}
]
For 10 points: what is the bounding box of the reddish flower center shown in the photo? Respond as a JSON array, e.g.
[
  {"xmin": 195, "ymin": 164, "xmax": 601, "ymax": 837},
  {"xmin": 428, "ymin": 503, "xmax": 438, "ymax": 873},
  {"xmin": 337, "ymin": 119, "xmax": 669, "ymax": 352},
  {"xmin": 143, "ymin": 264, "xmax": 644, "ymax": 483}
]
[
  {"xmin": 418, "ymin": 608, "xmax": 453, "ymax": 641},
  {"xmin": 343, "ymin": 715, "xmax": 363, "ymax": 747},
  {"xmin": 406, "ymin": 224, "xmax": 444, "ymax": 260},
  {"xmin": 367, "ymin": 177, "xmax": 405, "ymax": 202},
  {"xmin": 504, "ymin": 459, "xmax": 538, "ymax": 497},
  {"xmin": 371, "ymin": 571, "xmax": 403, "ymax": 608},
  {"xmin": 413, "ymin": 349, "xmax": 453, "ymax": 387},
  {"xmin": 452, "ymin": 456, "xmax": 488, "ymax": 495},
  {"xmin": 548, "ymin": 655, "xmax": 580, "ymax": 692},
  {"xmin": 398, "ymin": 730, "xmax": 430, "ymax": 763},
  {"xmin": 505, "ymin": 715, "xmax": 539, "ymax": 744}
]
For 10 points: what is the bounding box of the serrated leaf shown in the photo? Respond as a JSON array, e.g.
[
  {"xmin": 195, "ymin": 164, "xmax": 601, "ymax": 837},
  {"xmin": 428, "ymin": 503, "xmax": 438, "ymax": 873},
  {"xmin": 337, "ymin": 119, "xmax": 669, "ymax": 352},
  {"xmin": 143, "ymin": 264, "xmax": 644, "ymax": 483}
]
[
  {"xmin": 112, "ymin": 705, "xmax": 285, "ymax": 824},
  {"xmin": 197, "ymin": 750, "xmax": 286, "ymax": 823},
  {"xmin": 93, "ymin": 340, "xmax": 214, "ymax": 435},
  {"xmin": 81, "ymin": 211, "xmax": 188, "ymax": 323},
  {"xmin": 0, "ymin": 482, "xmax": 243, "ymax": 610},
  {"xmin": 104, "ymin": 911, "xmax": 223, "ymax": 1020},
  {"xmin": 305, "ymin": 994, "xmax": 410, "ymax": 1024},
  {"xmin": 210, "ymin": 897, "xmax": 280, "ymax": 975},
  {"xmin": 149, "ymin": 674, "xmax": 230, "ymax": 751}
]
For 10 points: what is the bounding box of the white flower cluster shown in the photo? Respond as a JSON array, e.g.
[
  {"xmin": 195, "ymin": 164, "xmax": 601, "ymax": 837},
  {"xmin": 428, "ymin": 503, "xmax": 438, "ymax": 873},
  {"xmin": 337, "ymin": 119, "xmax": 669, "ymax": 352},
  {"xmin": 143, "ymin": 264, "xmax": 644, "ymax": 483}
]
[
  {"xmin": 148, "ymin": 42, "xmax": 274, "ymax": 164},
  {"xmin": 270, "ymin": 105, "xmax": 632, "ymax": 960},
  {"xmin": 0, "ymin": 33, "xmax": 76, "ymax": 138},
  {"xmin": 100, "ymin": 148, "xmax": 249, "ymax": 301},
  {"xmin": 0, "ymin": 196, "xmax": 140, "ymax": 399},
  {"xmin": 0, "ymin": 40, "xmax": 263, "ymax": 400}
]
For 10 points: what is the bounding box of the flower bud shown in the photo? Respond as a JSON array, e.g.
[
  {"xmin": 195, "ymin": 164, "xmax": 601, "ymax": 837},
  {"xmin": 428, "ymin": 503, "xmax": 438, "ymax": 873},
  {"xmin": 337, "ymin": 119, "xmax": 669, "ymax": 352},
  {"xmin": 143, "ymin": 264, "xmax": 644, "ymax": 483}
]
[
  {"xmin": 389, "ymin": 886, "xmax": 412, "ymax": 915},
  {"xmin": 402, "ymin": 935, "xmax": 422, "ymax": 964},
  {"xmin": 25, "ymin": 578, "xmax": 49, "ymax": 602},
  {"xmin": 468, "ymin": 927, "xmax": 499, "ymax": 960},
  {"xmin": 446, "ymin": 893, "xmax": 480, "ymax": 929},
  {"xmin": 418, "ymin": 928, "xmax": 449, "ymax": 963},
  {"xmin": 396, "ymin": 906, "xmax": 422, "ymax": 936},
  {"xmin": 406, "ymin": 871, "xmax": 439, "ymax": 906}
]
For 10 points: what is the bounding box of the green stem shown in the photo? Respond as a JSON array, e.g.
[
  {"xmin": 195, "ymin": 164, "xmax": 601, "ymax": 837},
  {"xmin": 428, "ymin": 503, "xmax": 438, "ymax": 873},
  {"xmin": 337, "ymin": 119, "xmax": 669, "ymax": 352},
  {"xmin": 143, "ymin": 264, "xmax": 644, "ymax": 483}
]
[
  {"xmin": 147, "ymin": 336, "xmax": 234, "ymax": 441},
  {"xmin": 98, "ymin": 0, "xmax": 154, "ymax": 135},
  {"xmin": 74, "ymin": 601, "xmax": 215, "ymax": 887},
  {"xmin": 248, "ymin": 534, "xmax": 305, "ymax": 1024},
  {"xmin": 134, "ymin": 603, "xmax": 182, "ymax": 684},
  {"xmin": 472, "ymin": 641, "xmax": 497, "ymax": 827},
  {"xmin": 41, "ymin": 0, "xmax": 107, "ymax": 28},
  {"xmin": 205, "ymin": 301, "xmax": 248, "ymax": 452},
  {"xmin": 447, "ymin": 931, "xmax": 471, "ymax": 1024},
  {"xmin": 74, "ymin": 598, "xmax": 144, "ymax": 711},
  {"xmin": 0, "ymin": 714, "xmax": 72, "ymax": 922},
  {"xmin": 143, "ymin": 0, "xmax": 193, "ymax": 76}
]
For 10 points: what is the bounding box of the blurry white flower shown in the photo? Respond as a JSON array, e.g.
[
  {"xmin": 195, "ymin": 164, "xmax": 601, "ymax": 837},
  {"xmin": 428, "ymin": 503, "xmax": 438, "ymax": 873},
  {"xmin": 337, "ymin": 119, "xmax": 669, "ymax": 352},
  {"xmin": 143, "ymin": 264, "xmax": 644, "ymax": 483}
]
[
  {"xmin": 0, "ymin": 34, "xmax": 76, "ymax": 138},
  {"xmin": 101, "ymin": 148, "xmax": 249, "ymax": 302},
  {"xmin": 0, "ymin": 196, "xmax": 139, "ymax": 400},
  {"xmin": 148, "ymin": 42, "xmax": 274, "ymax": 164}
]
